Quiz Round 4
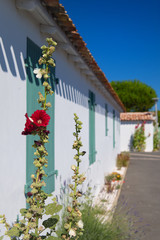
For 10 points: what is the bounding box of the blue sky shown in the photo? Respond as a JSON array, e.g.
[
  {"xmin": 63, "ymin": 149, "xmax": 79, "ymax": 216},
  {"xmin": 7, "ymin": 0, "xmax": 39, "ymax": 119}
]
[{"xmin": 60, "ymin": 0, "xmax": 160, "ymax": 110}]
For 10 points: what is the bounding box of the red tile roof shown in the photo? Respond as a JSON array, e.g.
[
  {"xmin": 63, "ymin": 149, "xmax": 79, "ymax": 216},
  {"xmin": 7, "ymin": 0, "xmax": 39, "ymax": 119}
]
[
  {"xmin": 42, "ymin": 0, "xmax": 126, "ymax": 111},
  {"xmin": 120, "ymin": 112, "xmax": 154, "ymax": 121}
]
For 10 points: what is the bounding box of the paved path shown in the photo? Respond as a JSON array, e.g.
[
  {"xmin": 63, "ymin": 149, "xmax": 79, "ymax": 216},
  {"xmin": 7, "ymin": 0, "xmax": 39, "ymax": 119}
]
[{"xmin": 117, "ymin": 151, "xmax": 160, "ymax": 240}]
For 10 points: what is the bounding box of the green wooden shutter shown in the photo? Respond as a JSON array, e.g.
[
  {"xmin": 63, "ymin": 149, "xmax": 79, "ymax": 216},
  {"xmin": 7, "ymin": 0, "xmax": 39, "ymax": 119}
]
[
  {"xmin": 25, "ymin": 38, "xmax": 56, "ymax": 195},
  {"xmin": 89, "ymin": 90, "xmax": 96, "ymax": 165},
  {"xmin": 105, "ymin": 104, "xmax": 108, "ymax": 136},
  {"xmin": 113, "ymin": 110, "xmax": 115, "ymax": 148}
]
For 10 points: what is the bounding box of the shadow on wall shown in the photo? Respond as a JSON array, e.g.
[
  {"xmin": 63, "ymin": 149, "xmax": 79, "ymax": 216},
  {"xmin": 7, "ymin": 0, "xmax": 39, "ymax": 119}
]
[
  {"xmin": 0, "ymin": 34, "xmax": 116, "ymax": 119},
  {"xmin": 0, "ymin": 36, "xmax": 26, "ymax": 80},
  {"xmin": 55, "ymin": 77, "xmax": 116, "ymax": 118},
  {"xmin": 128, "ymin": 134, "xmax": 134, "ymax": 151}
]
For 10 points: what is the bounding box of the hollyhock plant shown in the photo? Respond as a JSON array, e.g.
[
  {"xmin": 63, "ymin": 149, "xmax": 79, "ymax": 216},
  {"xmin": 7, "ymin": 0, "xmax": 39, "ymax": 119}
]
[
  {"xmin": 133, "ymin": 121, "xmax": 146, "ymax": 151},
  {"xmin": 0, "ymin": 38, "xmax": 63, "ymax": 240},
  {"xmin": 0, "ymin": 37, "xmax": 86, "ymax": 240},
  {"xmin": 62, "ymin": 114, "xmax": 86, "ymax": 239}
]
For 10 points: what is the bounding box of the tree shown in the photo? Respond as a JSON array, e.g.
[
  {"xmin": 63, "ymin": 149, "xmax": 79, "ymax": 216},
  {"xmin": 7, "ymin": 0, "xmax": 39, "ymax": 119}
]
[
  {"xmin": 111, "ymin": 80, "xmax": 157, "ymax": 112},
  {"xmin": 158, "ymin": 111, "xmax": 160, "ymax": 126}
]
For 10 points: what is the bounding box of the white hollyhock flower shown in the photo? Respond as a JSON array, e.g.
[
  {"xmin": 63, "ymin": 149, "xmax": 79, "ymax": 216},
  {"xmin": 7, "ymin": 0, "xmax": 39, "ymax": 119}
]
[
  {"xmin": 33, "ymin": 68, "xmax": 42, "ymax": 79},
  {"xmin": 69, "ymin": 228, "xmax": 76, "ymax": 237},
  {"xmin": 77, "ymin": 220, "xmax": 83, "ymax": 229}
]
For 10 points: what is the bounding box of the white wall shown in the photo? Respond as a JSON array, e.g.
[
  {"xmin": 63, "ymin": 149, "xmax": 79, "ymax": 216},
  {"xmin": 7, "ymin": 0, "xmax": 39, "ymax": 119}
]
[
  {"xmin": 120, "ymin": 121, "xmax": 154, "ymax": 152},
  {"xmin": 54, "ymin": 47, "xmax": 121, "ymax": 198},
  {"xmin": 0, "ymin": 0, "xmax": 122, "ymax": 226}
]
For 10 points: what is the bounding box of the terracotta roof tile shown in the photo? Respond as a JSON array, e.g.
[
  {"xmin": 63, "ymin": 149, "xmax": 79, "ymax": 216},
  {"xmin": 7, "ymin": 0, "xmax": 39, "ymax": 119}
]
[
  {"xmin": 42, "ymin": 0, "xmax": 125, "ymax": 111},
  {"xmin": 120, "ymin": 112, "xmax": 154, "ymax": 121}
]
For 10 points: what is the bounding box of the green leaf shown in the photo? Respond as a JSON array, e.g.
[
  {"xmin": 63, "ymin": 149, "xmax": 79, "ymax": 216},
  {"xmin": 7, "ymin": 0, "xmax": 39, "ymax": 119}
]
[
  {"xmin": 42, "ymin": 217, "xmax": 58, "ymax": 228},
  {"xmin": 20, "ymin": 208, "xmax": 27, "ymax": 216},
  {"xmin": 45, "ymin": 203, "xmax": 62, "ymax": 215},
  {"xmin": 47, "ymin": 237, "xmax": 61, "ymax": 240},
  {"xmin": 26, "ymin": 212, "xmax": 32, "ymax": 219},
  {"xmin": 6, "ymin": 227, "xmax": 19, "ymax": 237},
  {"xmin": 0, "ymin": 236, "xmax": 4, "ymax": 240}
]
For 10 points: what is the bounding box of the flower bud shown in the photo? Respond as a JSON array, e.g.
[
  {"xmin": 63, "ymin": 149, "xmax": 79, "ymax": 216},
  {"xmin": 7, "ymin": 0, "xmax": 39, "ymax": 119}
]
[
  {"xmin": 38, "ymin": 57, "xmax": 43, "ymax": 65},
  {"xmin": 44, "ymin": 73, "xmax": 49, "ymax": 79},
  {"xmin": 81, "ymin": 151, "xmax": 86, "ymax": 156},
  {"xmin": 69, "ymin": 228, "xmax": 76, "ymax": 237},
  {"xmin": 73, "ymin": 141, "xmax": 78, "ymax": 148},
  {"xmin": 71, "ymin": 165, "xmax": 76, "ymax": 171},
  {"xmin": 49, "ymin": 46, "xmax": 55, "ymax": 54},
  {"xmin": 42, "ymin": 54, "xmax": 47, "ymax": 58},
  {"xmin": 64, "ymin": 223, "xmax": 70, "ymax": 229},
  {"xmin": 67, "ymin": 206, "xmax": 72, "ymax": 213},
  {"xmin": 41, "ymin": 45, "xmax": 47, "ymax": 50},
  {"xmin": 46, "ymin": 102, "xmax": 52, "ymax": 108},
  {"xmin": 43, "ymin": 82, "xmax": 49, "ymax": 87}
]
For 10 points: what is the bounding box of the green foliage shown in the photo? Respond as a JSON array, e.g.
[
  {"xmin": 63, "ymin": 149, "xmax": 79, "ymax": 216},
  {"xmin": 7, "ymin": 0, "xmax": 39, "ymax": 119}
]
[
  {"xmin": 77, "ymin": 201, "xmax": 146, "ymax": 240},
  {"xmin": 45, "ymin": 202, "xmax": 62, "ymax": 215},
  {"xmin": 116, "ymin": 152, "xmax": 130, "ymax": 169},
  {"xmin": 153, "ymin": 128, "xmax": 160, "ymax": 151},
  {"xmin": 111, "ymin": 80, "xmax": 157, "ymax": 112},
  {"xmin": 158, "ymin": 111, "xmax": 160, "ymax": 126},
  {"xmin": 132, "ymin": 122, "xmax": 146, "ymax": 152}
]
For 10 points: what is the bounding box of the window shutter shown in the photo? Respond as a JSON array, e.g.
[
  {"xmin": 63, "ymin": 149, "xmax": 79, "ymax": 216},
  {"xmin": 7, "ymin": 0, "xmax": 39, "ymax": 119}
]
[
  {"xmin": 105, "ymin": 104, "xmax": 108, "ymax": 136},
  {"xmin": 113, "ymin": 110, "xmax": 115, "ymax": 148},
  {"xmin": 89, "ymin": 90, "xmax": 96, "ymax": 165},
  {"xmin": 25, "ymin": 38, "xmax": 56, "ymax": 196}
]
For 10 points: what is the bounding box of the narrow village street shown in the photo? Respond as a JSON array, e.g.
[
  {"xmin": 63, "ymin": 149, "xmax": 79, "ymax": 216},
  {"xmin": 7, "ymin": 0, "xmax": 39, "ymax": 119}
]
[{"xmin": 117, "ymin": 152, "xmax": 160, "ymax": 240}]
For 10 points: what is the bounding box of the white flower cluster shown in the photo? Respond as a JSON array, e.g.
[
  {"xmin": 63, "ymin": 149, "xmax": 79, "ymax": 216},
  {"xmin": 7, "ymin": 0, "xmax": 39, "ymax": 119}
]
[{"xmin": 33, "ymin": 68, "xmax": 42, "ymax": 79}]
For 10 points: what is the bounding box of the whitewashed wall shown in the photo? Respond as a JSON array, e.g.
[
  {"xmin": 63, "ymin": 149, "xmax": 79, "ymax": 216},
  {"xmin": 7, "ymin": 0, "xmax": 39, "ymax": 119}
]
[
  {"xmin": 120, "ymin": 121, "xmax": 154, "ymax": 152},
  {"xmin": 54, "ymin": 48, "xmax": 121, "ymax": 199},
  {"xmin": 0, "ymin": 0, "xmax": 122, "ymax": 227}
]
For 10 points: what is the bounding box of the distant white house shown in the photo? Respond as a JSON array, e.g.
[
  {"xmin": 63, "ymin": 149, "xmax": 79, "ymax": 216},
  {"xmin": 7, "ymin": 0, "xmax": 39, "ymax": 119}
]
[
  {"xmin": 0, "ymin": 0, "xmax": 125, "ymax": 224},
  {"xmin": 120, "ymin": 112, "xmax": 154, "ymax": 152}
]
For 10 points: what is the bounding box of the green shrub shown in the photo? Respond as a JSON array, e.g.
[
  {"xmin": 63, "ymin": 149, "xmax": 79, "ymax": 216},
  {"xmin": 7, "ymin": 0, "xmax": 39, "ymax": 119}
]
[
  {"xmin": 116, "ymin": 152, "xmax": 130, "ymax": 169},
  {"xmin": 77, "ymin": 201, "xmax": 146, "ymax": 240},
  {"xmin": 153, "ymin": 128, "xmax": 160, "ymax": 151}
]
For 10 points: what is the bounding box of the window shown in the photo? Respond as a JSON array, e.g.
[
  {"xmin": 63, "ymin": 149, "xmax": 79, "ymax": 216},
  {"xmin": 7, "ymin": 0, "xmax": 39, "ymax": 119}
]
[
  {"xmin": 105, "ymin": 104, "xmax": 108, "ymax": 136},
  {"xmin": 113, "ymin": 110, "xmax": 115, "ymax": 148},
  {"xmin": 25, "ymin": 38, "xmax": 56, "ymax": 195},
  {"xmin": 89, "ymin": 90, "xmax": 96, "ymax": 165}
]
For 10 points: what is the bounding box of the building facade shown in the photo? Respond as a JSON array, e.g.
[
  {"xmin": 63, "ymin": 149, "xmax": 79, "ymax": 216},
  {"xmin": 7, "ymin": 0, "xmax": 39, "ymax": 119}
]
[
  {"xmin": 120, "ymin": 112, "xmax": 154, "ymax": 152},
  {"xmin": 0, "ymin": 0, "xmax": 125, "ymax": 224}
]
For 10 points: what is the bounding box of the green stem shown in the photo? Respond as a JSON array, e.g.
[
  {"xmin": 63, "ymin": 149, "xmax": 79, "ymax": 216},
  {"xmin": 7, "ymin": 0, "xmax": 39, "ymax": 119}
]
[{"xmin": 44, "ymin": 64, "xmax": 49, "ymax": 111}]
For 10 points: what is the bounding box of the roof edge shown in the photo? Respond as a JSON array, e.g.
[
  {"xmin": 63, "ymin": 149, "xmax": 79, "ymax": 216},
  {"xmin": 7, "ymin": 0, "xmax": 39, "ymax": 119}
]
[{"xmin": 41, "ymin": 0, "xmax": 126, "ymax": 111}]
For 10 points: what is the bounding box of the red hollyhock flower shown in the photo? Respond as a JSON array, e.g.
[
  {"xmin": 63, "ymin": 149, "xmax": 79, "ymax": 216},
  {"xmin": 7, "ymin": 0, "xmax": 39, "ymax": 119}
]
[
  {"xmin": 31, "ymin": 110, "xmax": 50, "ymax": 127},
  {"xmin": 22, "ymin": 113, "xmax": 37, "ymax": 135},
  {"xmin": 135, "ymin": 124, "xmax": 139, "ymax": 129},
  {"xmin": 22, "ymin": 110, "xmax": 50, "ymax": 135}
]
